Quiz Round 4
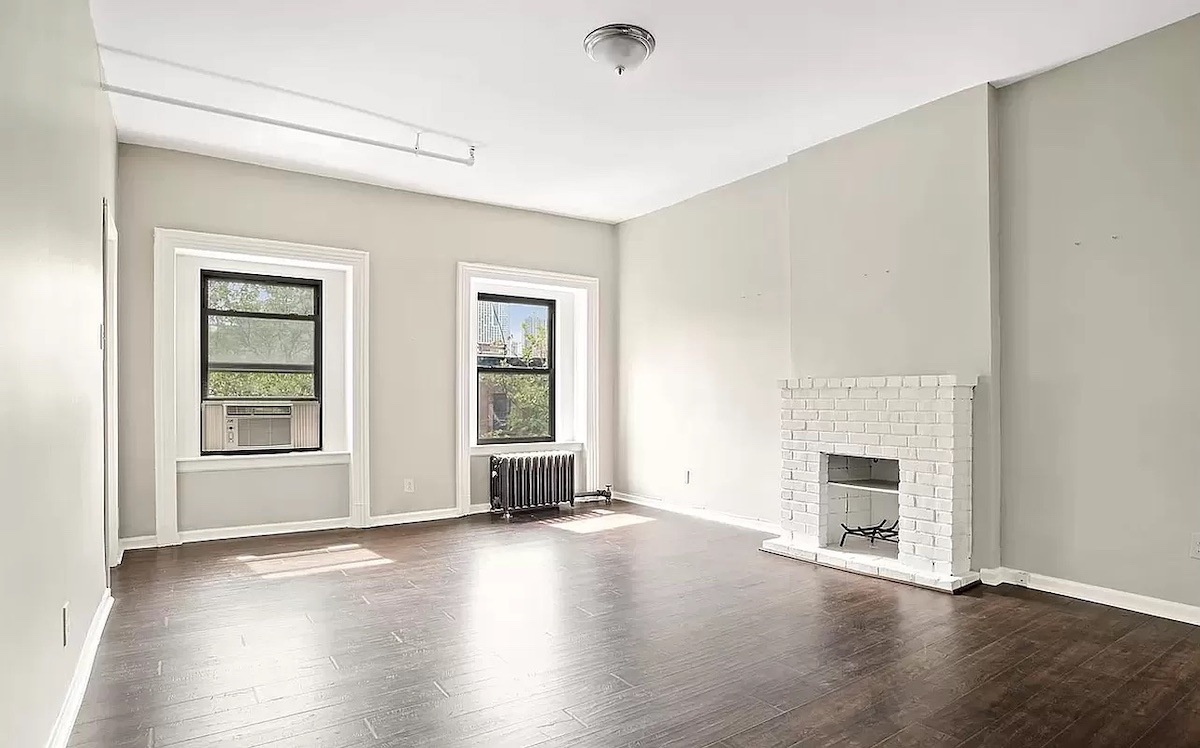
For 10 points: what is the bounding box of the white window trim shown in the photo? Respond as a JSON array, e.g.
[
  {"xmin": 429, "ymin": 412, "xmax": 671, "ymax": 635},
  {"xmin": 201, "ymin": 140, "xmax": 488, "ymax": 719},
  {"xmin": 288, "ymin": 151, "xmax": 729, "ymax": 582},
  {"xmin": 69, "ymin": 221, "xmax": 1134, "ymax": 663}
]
[
  {"xmin": 455, "ymin": 262, "xmax": 600, "ymax": 515},
  {"xmin": 153, "ymin": 229, "xmax": 370, "ymax": 545},
  {"xmin": 176, "ymin": 451, "xmax": 352, "ymax": 473},
  {"xmin": 469, "ymin": 441, "xmax": 585, "ymax": 457}
]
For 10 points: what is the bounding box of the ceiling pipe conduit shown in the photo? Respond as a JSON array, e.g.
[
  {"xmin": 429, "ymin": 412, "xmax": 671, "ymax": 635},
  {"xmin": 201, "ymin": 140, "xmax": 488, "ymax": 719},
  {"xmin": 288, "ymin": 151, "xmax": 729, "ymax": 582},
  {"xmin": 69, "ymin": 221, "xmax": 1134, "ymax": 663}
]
[
  {"xmin": 101, "ymin": 83, "xmax": 476, "ymax": 166},
  {"xmin": 97, "ymin": 45, "xmax": 477, "ymax": 146}
]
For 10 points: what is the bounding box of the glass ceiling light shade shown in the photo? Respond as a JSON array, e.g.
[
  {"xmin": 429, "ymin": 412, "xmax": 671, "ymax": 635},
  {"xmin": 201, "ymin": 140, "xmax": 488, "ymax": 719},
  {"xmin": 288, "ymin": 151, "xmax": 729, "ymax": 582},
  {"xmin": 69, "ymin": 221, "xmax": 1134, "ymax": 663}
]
[{"xmin": 584, "ymin": 24, "xmax": 656, "ymax": 75}]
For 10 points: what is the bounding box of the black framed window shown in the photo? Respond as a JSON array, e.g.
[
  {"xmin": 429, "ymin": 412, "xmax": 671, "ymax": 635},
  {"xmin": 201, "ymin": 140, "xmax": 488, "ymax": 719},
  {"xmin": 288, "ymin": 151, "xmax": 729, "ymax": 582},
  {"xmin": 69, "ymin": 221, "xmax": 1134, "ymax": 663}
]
[
  {"xmin": 476, "ymin": 293, "xmax": 555, "ymax": 444},
  {"xmin": 201, "ymin": 271, "xmax": 322, "ymax": 401}
]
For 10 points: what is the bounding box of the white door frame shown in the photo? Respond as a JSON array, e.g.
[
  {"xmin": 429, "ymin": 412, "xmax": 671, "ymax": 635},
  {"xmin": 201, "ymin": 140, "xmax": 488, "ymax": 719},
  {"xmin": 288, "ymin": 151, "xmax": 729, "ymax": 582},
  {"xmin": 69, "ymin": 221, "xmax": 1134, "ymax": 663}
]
[
  {"xmin": 103, "ymin": 200, "xmax": 121, "ymax": 566},
  {"xmin": 152, "ymin": 229, "xmax": 371, "ymax": 544}
]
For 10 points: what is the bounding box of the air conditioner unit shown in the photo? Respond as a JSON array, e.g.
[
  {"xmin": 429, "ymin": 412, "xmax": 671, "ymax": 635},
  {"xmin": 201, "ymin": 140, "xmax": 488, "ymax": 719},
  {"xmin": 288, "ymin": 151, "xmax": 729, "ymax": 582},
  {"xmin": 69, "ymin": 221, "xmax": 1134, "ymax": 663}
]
[{"xmin": 201, "ymin": 401, "xmax": 320, "ymax": 453}]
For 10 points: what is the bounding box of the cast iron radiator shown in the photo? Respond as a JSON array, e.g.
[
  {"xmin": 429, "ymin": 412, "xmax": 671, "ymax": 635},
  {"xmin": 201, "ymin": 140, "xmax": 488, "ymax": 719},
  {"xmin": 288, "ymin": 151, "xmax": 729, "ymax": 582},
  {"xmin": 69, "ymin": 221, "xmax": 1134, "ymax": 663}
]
[{"xmin": 490, "ymin": 452, "xmax": 575, "ymax": 515}]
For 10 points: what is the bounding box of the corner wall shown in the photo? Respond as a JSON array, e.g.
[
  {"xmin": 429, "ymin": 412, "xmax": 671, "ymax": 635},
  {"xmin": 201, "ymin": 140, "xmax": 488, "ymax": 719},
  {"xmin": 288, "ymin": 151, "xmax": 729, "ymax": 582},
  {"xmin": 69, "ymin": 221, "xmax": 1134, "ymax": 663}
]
[
  {"xmin": 615, "ymin": 13, "xmax": 1200, "ymax": 609},
  {"xmin": 616, "ymin": 166, "xmax": 790, "ymax": 524},
  {"xmin": 615, "ymin": 90, "xmax": 1003, "ymax": 563},
  {"xmin": 998, "ymin": 15, "xmax": 1200, "ymax": 606},
  {"xmin": 0, "ymin": 0, "xmax": 116, "ymax": 744}
]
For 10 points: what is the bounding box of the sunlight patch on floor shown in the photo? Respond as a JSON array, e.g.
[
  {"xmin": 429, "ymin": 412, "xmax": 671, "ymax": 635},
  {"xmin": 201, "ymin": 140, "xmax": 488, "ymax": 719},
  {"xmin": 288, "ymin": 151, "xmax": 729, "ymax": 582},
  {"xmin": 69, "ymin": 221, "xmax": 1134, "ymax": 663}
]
[
  {"xmin": 540, "ymin": 509, "xmax": 655, "ymax": 534},
  {"xmin": 260, "ymin": 557, "xmax": 394, "ymax": 580},
  {"xmin": 235, "ymin": 543, "xmax": 361, "ymax": 562},
  {"xmin": 236, "ymin": 544, "xmax": 393, "ymax": 579}
]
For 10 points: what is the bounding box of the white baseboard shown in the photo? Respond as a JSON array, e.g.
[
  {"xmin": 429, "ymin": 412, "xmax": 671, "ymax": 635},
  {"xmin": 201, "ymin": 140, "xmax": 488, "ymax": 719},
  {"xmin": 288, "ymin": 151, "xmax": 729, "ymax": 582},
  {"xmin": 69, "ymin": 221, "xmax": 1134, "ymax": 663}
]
[
  {"xmin": 119, "ymin": 535, "xmax": 156, "ymax": 552},
  {"xmin": 178, "ymin": 517, "xmax": 351, "ymax": 544},
  {"xmin": 370, "ymin": 507, "xmax": 460, "ymax": 527},
  {"xmin": 613, "ymin": 491, "xmax": 781, "ymax": 535},
  {"xmin": 981, "ymin": 566, "xmax": 1200, "ymax": 627},
  {"xmin": 979, "ymin": 567, "xmax": 1019, "ymax": 586},
  {"xmin": 114, "ymin": 535, "xmax": 157, "ymax": 565},
  {"xmin": 45, "ymin": 589, "xmax": 112, "ymax": 748},
  {"xmin": 371, "ymin": 503, "xmax": 496, "ymax": 526},
  {"xmin": 122, "ymin": 504, "xmax": 497, "ymax": 549}
]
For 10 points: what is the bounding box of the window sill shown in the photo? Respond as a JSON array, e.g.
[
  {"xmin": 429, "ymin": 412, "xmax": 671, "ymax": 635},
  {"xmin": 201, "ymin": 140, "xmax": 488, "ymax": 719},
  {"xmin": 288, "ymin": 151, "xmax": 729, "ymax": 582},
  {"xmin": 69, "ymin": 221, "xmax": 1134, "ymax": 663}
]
[
  {"xmin": 470, "ymin": 441, "xmax": 584, "ymax": 457},
  {"xmin": 177, "ymin": 451, "xmax": 351, "ymax": 473}
]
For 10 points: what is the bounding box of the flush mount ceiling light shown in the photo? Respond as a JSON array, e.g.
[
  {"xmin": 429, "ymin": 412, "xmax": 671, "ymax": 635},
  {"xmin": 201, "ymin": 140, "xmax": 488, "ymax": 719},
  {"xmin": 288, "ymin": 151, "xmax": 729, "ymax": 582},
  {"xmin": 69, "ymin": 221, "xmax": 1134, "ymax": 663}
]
[{"xmin": 584, "ymin": 24, "xmax": 656, "ymax": 75}]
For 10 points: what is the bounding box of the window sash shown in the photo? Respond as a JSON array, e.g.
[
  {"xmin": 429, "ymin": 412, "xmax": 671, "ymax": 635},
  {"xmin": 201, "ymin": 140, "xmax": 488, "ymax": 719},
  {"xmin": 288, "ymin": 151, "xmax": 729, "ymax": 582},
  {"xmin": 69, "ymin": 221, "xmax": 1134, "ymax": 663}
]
[
  {"xmin": 205, "ymin": 274, "xmax": 317, "ymax": 316},
  {"xmin": 477, "ymin": 370, "xmax": 555, "ymax": 444},
  {"xmin": 476, "ymin": 293, "xmax": 556, "ymax": 445},
  {"xmin": 201, "ymin": 270, "xmax": 323, "ymax": 402}
]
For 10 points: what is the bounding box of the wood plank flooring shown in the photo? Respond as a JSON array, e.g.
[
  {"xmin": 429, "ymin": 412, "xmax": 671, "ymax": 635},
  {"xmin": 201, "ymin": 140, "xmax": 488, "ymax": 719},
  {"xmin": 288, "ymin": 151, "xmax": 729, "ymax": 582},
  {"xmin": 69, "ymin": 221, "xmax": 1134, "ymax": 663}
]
[{"xmin": 71, "ymin": 502, "xmax": 1200, "ymax": 748}]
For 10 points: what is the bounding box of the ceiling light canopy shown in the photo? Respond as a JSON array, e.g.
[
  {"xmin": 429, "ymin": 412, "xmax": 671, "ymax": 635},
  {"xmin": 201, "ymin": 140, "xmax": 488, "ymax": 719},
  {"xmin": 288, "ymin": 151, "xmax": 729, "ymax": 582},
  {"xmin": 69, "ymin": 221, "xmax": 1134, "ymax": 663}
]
[{"xmin": 583, "ymin": 24, "xmax": 656, "ymax": 75}]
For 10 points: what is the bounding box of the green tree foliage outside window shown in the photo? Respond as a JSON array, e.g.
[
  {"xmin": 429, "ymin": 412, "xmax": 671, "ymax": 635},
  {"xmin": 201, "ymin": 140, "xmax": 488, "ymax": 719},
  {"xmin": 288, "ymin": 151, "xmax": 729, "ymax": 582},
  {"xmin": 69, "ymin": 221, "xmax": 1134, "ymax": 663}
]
[{"xmin": 208, "ymin": 371, "xmax": 315, "ymax": 398}]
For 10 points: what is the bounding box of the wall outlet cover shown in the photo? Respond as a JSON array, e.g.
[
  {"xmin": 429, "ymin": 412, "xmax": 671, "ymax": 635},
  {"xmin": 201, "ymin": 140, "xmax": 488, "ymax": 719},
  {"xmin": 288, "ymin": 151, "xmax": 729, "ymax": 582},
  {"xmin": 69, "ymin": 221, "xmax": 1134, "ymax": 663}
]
[
  {"xmin": 403, "ymin": 479, "xmax": 415, "ymax": 493},
  {"xmin": 1011, "ymin": 571, "xmax": 1031, "ymax": 586}
]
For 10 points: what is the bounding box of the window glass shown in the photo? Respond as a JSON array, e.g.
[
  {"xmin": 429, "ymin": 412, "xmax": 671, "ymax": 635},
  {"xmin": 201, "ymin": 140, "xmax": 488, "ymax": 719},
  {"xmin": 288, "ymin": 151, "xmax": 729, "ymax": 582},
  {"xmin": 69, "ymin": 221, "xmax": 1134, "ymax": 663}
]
[
  {"xmin": 478, "ymin": 372, "xmax": 552, "ymax": 441},
  {"xmin": 476, "ymin": 294, "xmax": 554, "ymax": 444},
  {"xmin": 207, "ymin": 315, "xmax": 315, "ymax": 366},
  {"xmin": 206, "ymin": 279, "xmax": 315, "ymax": 315},
  {"xmin": 477, "ymin": 299, "xmax": 550, "ymax": 368},
  {"xmin": 202, "ymin": 272, "xmax": 321, "ymax": 401},
  {"xmin": 207, "ymin": 371, "xmax": 315, "ymax": 399}
]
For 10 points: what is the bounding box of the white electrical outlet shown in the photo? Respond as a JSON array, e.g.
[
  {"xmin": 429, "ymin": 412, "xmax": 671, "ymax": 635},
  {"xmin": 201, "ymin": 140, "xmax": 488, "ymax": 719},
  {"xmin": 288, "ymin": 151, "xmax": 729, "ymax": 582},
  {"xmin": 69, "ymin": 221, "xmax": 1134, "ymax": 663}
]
[
  {"xmin": 403, "ymin": 479, "xmax": 415, "ymax": 493},
  {"xmin": 1191, "ymin": 533, "xmax": 1200, "ymax": 560},
  {"xmin": 1011, "ymin": 571, "xmax": 1030, "ymax": 586},
  {"xmin": 62, "ymin": 603, "xmax": 70, "ymax": 647}
]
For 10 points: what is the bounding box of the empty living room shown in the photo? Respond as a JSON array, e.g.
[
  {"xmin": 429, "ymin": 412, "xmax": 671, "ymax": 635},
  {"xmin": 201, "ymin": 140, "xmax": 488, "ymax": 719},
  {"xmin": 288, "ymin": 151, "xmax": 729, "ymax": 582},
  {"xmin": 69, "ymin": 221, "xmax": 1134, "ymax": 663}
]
[{"xmin": 6, "ymin": 1, "xmax": 1200, "ymax": 746}]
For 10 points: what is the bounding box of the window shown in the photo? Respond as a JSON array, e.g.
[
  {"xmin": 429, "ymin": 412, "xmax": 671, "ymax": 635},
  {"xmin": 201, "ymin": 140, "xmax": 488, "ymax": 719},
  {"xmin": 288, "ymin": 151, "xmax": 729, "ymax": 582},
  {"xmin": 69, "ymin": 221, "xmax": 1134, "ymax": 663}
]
[
  {"xmin": 201, "ymin": 271, "xmax": 322, "ymax": 400},
  {"xmin": 476, "ymin": 293, "xmax": 555, "ymax": 444}
]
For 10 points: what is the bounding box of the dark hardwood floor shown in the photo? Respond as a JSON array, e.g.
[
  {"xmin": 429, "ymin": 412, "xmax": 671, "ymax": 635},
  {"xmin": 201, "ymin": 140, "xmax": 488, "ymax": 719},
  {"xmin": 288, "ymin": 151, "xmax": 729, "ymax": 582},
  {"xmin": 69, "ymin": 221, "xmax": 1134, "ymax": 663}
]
[{"xmin": 72, "ymin": 502, "xmax": 1200, "ymax": 748}]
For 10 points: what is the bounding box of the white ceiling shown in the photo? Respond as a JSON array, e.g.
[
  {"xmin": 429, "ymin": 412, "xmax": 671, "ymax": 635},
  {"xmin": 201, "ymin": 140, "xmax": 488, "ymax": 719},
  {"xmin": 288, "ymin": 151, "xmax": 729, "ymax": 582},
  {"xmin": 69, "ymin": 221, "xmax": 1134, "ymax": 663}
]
[{"xmin": 91, "ymin": 1, "xmax": 1200, "ymax": 223}]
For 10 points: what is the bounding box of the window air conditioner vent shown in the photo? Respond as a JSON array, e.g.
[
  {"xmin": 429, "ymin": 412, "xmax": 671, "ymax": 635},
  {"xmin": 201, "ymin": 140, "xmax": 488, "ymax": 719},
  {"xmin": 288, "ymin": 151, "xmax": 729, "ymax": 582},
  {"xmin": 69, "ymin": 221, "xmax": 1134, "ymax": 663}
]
[{"xmin": 200, "ymin": 401, "xmax": 320, "ymax": 453}]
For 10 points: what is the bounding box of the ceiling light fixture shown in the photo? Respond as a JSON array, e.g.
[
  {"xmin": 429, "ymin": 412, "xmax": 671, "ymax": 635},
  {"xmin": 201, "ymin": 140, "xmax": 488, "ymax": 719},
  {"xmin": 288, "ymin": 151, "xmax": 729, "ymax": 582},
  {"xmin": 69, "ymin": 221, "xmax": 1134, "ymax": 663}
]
[{"xmin": 583, "ymin": 24, "xmax": 656, "ymax": 75}]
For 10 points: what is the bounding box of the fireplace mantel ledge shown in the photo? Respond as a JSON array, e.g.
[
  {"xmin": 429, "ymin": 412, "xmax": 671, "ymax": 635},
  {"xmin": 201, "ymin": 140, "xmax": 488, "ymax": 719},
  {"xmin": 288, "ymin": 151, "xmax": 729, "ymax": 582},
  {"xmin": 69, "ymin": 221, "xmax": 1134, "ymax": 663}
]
[{"xmin": 777, "ymin": 374, "xmax": 979, "ymax": 389}]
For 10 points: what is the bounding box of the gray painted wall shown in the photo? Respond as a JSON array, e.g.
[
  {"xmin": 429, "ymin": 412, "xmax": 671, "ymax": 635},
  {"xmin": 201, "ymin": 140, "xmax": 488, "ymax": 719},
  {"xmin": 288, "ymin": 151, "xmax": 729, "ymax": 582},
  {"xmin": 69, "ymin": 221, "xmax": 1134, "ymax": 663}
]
[
  {"xmin": 788, "ymin": 86, "xmax": 995, "ymax": 380},
  {"xmin": 998, "ymin": 15, "xmax": 1200, "ymax": 606},
  {"xmin": 614, "ymin": 91, "xmax": 1004, "ymax": 563},
  {"xmin": 177, "ymin": 465, "xmax": 351, "ymax": 531},
  {"xmin": 787, "ymin": 86, "xmax": 1003, "ymax": 569},
  {"xmin": 0, "ymin": 1, "xmax": 116, "ymax": 744},
  {"xmin": 616, "ymin": 166, "xmax": 791, "ymax": 525},
  {"xmin": 116, "ymin": 146, "xmax": 617, "ymax": 536}
]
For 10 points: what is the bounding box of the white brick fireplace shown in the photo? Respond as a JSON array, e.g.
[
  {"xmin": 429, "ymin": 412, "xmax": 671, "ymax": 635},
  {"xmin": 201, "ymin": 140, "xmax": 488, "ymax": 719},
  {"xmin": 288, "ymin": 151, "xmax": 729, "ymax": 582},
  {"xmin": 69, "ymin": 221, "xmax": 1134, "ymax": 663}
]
[{"xmin": 761, "ymin": 375, "xmax": 979, "ymax": 592}]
